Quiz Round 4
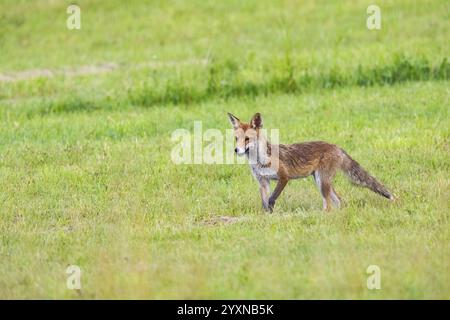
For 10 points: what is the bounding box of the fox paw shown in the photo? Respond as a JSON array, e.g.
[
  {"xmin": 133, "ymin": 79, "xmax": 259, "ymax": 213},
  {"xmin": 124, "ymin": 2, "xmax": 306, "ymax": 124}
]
[{"xmin": 268, "ymin": 199, "xmax": 275, "ymax": 213}]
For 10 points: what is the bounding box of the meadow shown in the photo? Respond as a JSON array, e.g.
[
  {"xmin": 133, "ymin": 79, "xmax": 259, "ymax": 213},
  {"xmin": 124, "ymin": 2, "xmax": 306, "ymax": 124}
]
[{"xmin": 0, "ymin": 0, "xmax": 448, "ymax": 299}]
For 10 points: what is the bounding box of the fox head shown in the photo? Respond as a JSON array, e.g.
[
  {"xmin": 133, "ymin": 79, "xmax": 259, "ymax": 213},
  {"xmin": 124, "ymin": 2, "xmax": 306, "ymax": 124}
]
[{"xmin": 227, "ymin": 112, "xmax": 263, "ymax": 156}]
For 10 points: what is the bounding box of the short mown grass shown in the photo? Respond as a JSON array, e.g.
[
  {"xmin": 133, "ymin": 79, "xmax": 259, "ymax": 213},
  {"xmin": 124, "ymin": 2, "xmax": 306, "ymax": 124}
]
[{"xmin": 0, "ymin": 0, "xmax": 448, "ymax": 299}]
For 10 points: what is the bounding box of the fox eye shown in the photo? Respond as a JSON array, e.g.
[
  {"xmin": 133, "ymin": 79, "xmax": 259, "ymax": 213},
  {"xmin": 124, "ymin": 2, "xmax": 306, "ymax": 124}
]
[{"xmin": 245, "ymin": 137, "xmax": 249, "ymax": 143}]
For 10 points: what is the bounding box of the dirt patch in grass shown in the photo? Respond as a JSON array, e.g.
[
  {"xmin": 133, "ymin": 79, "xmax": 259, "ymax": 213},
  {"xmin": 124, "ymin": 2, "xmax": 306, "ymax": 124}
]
[
  {"xmin": 201, "ymin": 215, "xmax": 246, "ymax": 226},
  {"xmin": 0, "ymin": 59, "xmax": 208, "ymax": 82}
]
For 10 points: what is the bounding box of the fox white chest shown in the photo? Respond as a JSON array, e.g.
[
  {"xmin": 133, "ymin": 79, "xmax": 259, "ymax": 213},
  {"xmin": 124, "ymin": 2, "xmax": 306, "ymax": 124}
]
[{"xmin": 250, "ymin": 164, "xmax": 279, "ymax": 180}]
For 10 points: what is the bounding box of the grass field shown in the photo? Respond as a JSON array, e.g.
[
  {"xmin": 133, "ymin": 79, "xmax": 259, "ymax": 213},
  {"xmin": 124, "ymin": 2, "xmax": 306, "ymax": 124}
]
[{"xmin": 0, "ymin": 0, "xmax": 449, "ymax": 299}]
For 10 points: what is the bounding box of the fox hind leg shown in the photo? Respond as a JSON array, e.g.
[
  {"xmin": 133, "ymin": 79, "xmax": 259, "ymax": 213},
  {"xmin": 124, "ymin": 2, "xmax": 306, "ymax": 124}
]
[
  {"xmin": 320, "ymin": 181, "xmax": 333, "ymax": 212},
  {"xmin": 313, "ymin": 171, "xmax": 333, "ymax": 211},
  {"xmin": 331, "ymin": 187, "xmax": 341, "ymax": 208}
]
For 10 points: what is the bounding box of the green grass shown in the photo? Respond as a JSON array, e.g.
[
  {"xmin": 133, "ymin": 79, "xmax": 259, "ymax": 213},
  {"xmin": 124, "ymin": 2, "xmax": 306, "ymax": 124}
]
[{"xmin": 0, "ymin": 0, "xmax": 449, "ymax": 299}]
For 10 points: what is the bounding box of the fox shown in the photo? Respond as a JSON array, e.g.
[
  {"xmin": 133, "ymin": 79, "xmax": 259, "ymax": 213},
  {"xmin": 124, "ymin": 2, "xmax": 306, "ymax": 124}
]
[{"xmin": 228, "ymin": 112, "xmax": 394, "ymax": 212}]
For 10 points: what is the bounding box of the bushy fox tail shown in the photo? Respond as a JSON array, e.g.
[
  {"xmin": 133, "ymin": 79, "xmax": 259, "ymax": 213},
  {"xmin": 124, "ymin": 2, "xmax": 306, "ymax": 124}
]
[{"xmin": 341, "ymin": 150, "xmax": 394, "ymax": 200}]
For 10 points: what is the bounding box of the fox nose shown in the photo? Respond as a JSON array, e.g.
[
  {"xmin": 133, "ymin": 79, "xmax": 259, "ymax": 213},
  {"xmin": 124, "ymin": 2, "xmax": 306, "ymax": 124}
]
[{"xmin": 234, "ymin": 148, "xmax": 238, "ymax": 153}]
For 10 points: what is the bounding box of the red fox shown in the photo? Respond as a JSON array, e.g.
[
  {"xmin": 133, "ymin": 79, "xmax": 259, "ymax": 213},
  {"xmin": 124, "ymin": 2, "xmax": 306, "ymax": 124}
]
[{"xmin": 228, "ymin": 112, "xmax": 394, "ymax": 212}]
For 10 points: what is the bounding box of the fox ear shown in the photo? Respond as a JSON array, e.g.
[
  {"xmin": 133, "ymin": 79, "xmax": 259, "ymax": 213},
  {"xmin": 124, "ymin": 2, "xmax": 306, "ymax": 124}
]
[
  {"xmin": 250, "ymin": 113, "xmax": 263, "ymax": 129},
  {"xmin": 227, "ymin": 113, "xmax": 241, "ymax": 129}
]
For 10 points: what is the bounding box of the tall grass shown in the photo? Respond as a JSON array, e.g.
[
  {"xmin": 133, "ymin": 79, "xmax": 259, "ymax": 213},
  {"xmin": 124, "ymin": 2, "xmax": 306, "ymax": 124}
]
[
  {"xmin": 2, "ymin": 55, "xmax": 447, "ymax": 118},
  {"xmin": 12, "ymin": 55, "xmax": 447, "ymax": 116},
  {"xmin": 131, "ymin": 55, "xmax": 448, "ymax": 106}
]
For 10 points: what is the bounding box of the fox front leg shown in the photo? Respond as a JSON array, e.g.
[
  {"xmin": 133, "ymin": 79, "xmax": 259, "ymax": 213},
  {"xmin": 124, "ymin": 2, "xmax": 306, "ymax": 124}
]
[
  {"xmin": 268, "ymin": 178, "xmax": 288, "ymax": 213},
  {"xmin": 258, "ymin": 177, "xmax": 271, "ymax": 212}
]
